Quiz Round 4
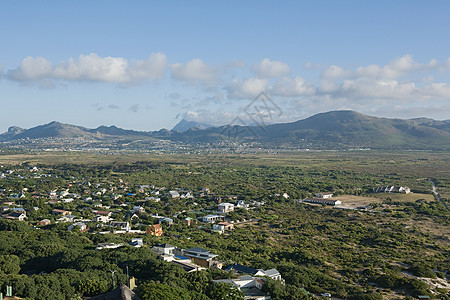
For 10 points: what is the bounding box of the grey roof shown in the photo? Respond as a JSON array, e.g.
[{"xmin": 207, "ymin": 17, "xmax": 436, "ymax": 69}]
[
  {"xmin": 159, "ymin": 243, "xmax": 174, "ymax": 248},
  {"xmin": 186, "ymin": 247, "xmax": 210, "ymax": 253},
  {"xmin": 8, "ymin": 211, "xmax": 25, "ymax": 218},
  {"xmin": 88, "ymin": 284, "xmax": 140, "ymax": 300},
  {"xmin": 263, "ymin": 269, "xmax": 280, "ymax": 276},
  {"xmin": 226, "ymin": 264, "xmax": 258, "ymax": 275}
]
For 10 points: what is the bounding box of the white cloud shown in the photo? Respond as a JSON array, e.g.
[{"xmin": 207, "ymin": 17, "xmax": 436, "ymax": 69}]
[
  {"xmin": 355, "ymin": 54, "xmax": 439, "ymax": 79},
  {"xmin": 53, "ymin": 53, "xmax": 129, "ymax": 82},
  {"xmin": 179, "ymin": 110, "xmax": 236, "ymax": 126},
  {"xmin": 225, "ymin": 77, "xmax": 269, "ymax": 99},
  {"xmin": 8, "ymin": 56, "xmax": 53, "ymax": 81},
  {"xmin": 270, "ymin": 76, "xmax": 316, "ymax": 97},
  {"xmin": 7, "ymin": 53, "xmax": 167, "ymax": 85},
  {"xmin": 128, "ymin": 53, "xmax": 167, "ymax": 81},
  {"xmin": 171, "ymin": 58, "xmax": 217, "ymax": 85},
  {"xmin": 252, "ymin": 58, "xmax": 290, "ymax": 78},
  {"xmin": 321, "ymin": 65, "xmax": 351, "ymax": 79}
]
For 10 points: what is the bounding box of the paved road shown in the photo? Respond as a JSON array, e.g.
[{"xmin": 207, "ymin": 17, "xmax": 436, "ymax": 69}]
[{"xmin": 429, "ymin": 179, "xmax": 448, "ymax": 209}]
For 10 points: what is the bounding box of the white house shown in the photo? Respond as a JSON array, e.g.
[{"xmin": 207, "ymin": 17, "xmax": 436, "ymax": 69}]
[
  {"xmin": 201, "ymin": 214, "xmax": 224, "ymax": 223},
  {"xmin": 96, "ymin": 243, "xmax": 123, "ymax": 250},
  {"xmin": 130, "ymin": 238, "xmax": 143, "ymax": 248},
  {"xmin": 168, "ymin": 191, "xmax": 180, "ymax": 198},
  {"xmin": 303, "ymin": 198, "xmax": 341, "ymax": 206},
  {"xmin": 68, "ymin": 222, "xmax": 87, "ymax": 232},
  {"xmin": 213, "ymin": 276, "xmax": 270, "ymax": 300},
  {"xmin": 399, "ymin": 186, "xmax": 411, "ymax": 194},
  {"xmin": 94, "ymin": 215, "xmax": 111, "ymax": 223},
  {"xmin": 110, "ymin": 221, "xmax": 130, "ymax": 232},
  {"xmin": 315, "ymin": 192, "xmax": 333, "ymax": 198},
  {"xmin": 218, "ymin": 203, "xmax": 234, "ymax": 213},
  {"xmin": 151, "ymin": 243, "xmax": 176, "ymax": 256},
  {"xmin": 236, "ymin": 200, "xmax": 249, "ymax": 209}
]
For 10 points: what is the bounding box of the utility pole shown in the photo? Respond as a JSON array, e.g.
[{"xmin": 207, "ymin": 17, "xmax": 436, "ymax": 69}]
[{"xmin": 109, "ymin": 270, "xmax": 116, "ymax": 289}]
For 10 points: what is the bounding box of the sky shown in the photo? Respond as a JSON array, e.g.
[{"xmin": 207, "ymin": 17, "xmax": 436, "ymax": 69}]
[{"xmin": 1, "ymin": 1, "xmax": 450, "ymax": 132}]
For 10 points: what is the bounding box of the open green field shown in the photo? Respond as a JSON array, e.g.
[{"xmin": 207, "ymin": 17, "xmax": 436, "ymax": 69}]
[{"xmin": 1, "ymin": 150, "xmax": 448, "ymax": 197}]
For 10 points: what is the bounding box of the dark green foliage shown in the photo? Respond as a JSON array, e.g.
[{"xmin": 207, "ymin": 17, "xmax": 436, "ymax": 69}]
[{"xmin": 206, "ymin": 282, "xmax": 244, "ymax": 300}]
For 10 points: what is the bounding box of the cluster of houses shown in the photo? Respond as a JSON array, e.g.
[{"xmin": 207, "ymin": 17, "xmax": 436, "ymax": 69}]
[
  {"xmin": 149, "ymin": 243, "xmax": 283, "ymax": 299},
  {"xmin": 151, "ymin": 244, "xmax": 223, "ymax": 271},
  {"xmin": 372, "ymin": 186, "xmax": 411, "ymax": 194},
  {"xmin": 214, "ymin": 264, "xmax": 284, "ymax": 300}
]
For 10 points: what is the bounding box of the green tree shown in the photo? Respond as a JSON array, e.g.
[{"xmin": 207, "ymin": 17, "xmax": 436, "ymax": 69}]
[
  {"xmin": 207, "ymin": 282, "xmax": 244, "ymax": 300},
  {"xmin": 0, "ymin": 254, "xmax": 21, "ymax": 274}
]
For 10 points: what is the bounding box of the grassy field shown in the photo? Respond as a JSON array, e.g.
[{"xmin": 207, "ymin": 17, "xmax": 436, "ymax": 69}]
[
  {"xmin": 370, "ymin": 192, "xmax": 435, "ymax": 202},
  {"xmin": 0, "ymin": 150, "xmax": 448, "ymax": 197}
]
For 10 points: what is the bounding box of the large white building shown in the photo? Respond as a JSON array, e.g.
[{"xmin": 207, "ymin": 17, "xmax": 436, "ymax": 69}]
[{"xmin": 218, "ymin": 202, "xmax": 234, "ymax": 213}]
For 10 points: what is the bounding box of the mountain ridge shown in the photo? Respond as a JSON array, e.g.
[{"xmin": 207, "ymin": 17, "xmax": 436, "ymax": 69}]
[{"xmin": 1, "ymin": 111, "xmax": 449, "ymax": 150}]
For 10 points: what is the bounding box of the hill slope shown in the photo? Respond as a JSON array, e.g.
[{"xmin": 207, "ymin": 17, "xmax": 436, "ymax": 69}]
[{"xmin": 1, "ymin": 111, "xmax": 449, "ymax": 150}]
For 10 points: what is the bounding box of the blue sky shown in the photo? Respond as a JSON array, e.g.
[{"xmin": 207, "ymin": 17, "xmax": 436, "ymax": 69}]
[{"xmin": 1, "ymin": 1, "xmax": 450, "ymax": 132}]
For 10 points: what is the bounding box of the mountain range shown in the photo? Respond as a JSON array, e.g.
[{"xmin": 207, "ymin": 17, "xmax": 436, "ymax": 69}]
[{"xmin": 1, "ymin": 111, "xmax": 449, "ymax": 150}]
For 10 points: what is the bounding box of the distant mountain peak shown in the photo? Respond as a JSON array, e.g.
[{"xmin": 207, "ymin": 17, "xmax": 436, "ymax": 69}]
[
  {"xmin": 172, "ymin": 119, "xmax": 213, "ymax": 132},
  {"xmin": 7, "ymin": 126, "xmax": 24, "ymax": 134}
]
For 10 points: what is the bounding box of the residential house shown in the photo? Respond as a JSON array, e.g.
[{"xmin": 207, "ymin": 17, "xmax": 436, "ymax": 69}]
[
  {"xmin": 110, "ymin": 221, "xmax": 130, "ymax": 232},
  {"xmin": 213, "ymin": 275, "xmax": 270, "ymax": 300},
  {"xmin": 68, "ymin": 222, "xmax": 88, "ymax": 232},
  {"xmin": 125, "ymin": 211, "xmax": 139, "ymax": 221},
  {"xmin": 95, "ymin": 243, "xmax": 124, "ymax": 250},
  {"xmin": 236, "ymin": 200, "xmax": 249, "ymax": 209},
  {"xmin": 218, "ymin": 202, "xmax": 234, "ymax": 213},
  {"xmin": 227, "ymin": 264, "xmax": 283, "ymax": 281},
  {"xmin": 151, "ymin": 243, "xmax": 175, "ymax": 256},
  {"xmin": 183, "ymin": 247, "xmax": 222, "ymax": 268},
  {"xmin": 201, "ymin": 214, "xmax": 224, "ymax": 223},
  {"xmin": 303, "ymin": 198, "xmax": 341, "ymax": 206},
  {"xmin": 168, "ymin": 191, "xmax": 180, "ymax": 199},
  {"xmin": 130, "ymin": 238, "xmax": 144, "ymax": 248},
  {"xmin": 38, "ymin": 219, "xmax": 51, "ymax": 226},
  {"xmin": 212, "ymin": 222, "xmax": 234, "ymax": 233},
  {"xmin": 172, "ymin": 259, "xmax": 206, "ymax": 272},
  {"xmin": 183, "ymin": 192, "xmax": 195, "ymax": 199},
  {"xmin": 147, "ymin": 224, "xmax": 163, "ymax": 236},
  {"xmin": 184, "ymin": 217, "xmax": 195, "ymax": 226},
  {"xmin": 4, "ymin": 211, "xmax": 26, "ymax": 221},
  {"xmin": 94, "ymin": 210, "xmax": 112, "ymax": 217},
  {"xmin": 132, "ymin": 206, "xmax": 145, "ymax": 213},
  {"xmin": 145, "ymin": 196, "xmax": 160, "ymax": 202},
  {"xmin": 94, "ymin": 215, "xmax": 111, "ymax": 223},
  {"xmin": 52, "ymin": 209, "xmax": 71, "ymax": 216},
  {"xmin": 373, "ymin": 186, "xmax": 410, "ymax": 194},
  {"xmin": 315, "ymin": 192, "xmax": 333, "ymax": 198},
  {"xmin": 399, "ymin": 186, "xmax": 411, "ymax": 194},
  {"xmin": 57, "ymin": 214, "xmax": 77, "ymax": 223},
  {"xmin": 88, "ymin": 284, "xmax": 139, "ymax": 300}
]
